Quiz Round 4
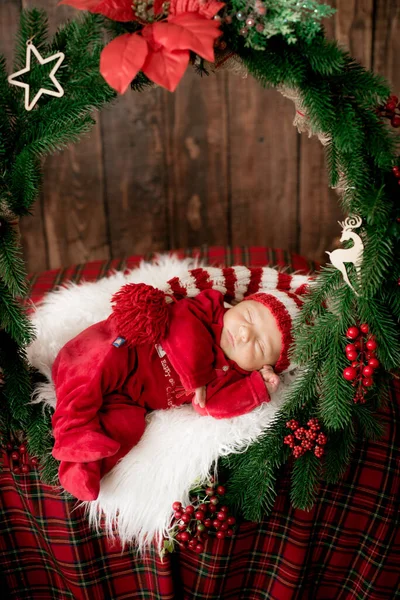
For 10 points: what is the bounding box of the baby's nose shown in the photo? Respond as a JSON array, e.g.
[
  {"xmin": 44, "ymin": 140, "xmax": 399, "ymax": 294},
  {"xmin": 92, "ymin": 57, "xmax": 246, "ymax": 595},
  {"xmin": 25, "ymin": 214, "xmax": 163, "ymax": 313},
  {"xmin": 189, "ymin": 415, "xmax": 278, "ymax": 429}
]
[{"xmin": 239, "ymin": 325, "xmax": 251, "ymax": 343}]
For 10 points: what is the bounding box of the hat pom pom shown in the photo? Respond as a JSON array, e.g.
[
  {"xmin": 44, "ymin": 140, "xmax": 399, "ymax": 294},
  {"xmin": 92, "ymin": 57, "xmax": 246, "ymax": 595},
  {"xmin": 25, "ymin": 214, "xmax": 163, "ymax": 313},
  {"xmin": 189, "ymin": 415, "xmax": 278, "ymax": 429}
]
[{"xmin": 111, "ymin": 283, "xmax": 170, "ymax": 346}]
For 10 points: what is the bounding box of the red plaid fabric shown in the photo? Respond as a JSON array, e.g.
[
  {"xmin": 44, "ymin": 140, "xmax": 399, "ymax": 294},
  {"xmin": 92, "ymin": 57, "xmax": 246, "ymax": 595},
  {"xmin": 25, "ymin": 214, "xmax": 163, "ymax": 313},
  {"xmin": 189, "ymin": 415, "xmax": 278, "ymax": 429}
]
[{"xmin": 1, "ymin": 246, "xmax": 399, "ymax": 600}]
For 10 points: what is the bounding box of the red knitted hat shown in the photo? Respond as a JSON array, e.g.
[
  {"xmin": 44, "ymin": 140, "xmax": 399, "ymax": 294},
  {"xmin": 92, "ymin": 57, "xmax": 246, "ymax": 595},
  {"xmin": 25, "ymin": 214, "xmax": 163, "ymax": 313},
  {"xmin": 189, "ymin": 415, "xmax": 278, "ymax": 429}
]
[{"xmin": 246, "ymin": 290, "xmax": 303, "ymax": 373}]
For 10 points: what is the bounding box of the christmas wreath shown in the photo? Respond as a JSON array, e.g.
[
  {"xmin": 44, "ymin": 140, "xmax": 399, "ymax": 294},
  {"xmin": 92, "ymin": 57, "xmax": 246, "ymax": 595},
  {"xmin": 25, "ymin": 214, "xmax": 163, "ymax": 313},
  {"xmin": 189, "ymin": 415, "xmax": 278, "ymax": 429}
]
[{"xmin": 0, "ymin": 0, "xmax": 399, "ymax": 542}]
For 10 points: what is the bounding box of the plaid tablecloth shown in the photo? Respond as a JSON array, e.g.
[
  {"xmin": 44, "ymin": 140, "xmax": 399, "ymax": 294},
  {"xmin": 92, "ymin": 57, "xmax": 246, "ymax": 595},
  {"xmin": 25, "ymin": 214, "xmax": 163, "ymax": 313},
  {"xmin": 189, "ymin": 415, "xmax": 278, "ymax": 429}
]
[{"xmin": 1, "ymin": 246, "xmax": 399, "ymax": 600}]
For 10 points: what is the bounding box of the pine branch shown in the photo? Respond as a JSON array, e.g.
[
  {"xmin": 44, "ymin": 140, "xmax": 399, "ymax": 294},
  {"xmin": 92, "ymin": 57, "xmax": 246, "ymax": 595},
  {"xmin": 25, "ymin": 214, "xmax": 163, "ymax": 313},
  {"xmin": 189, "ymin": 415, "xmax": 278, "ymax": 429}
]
[
  {"xmin": 353, "ymin": 404, "xmax": 385, "ymax": 441},
  {"xmin": 319, "ymin": 325, "xmax": 354, "ymax": 429},
  {"xmin": 14, "ymin": 9, "xmax": 49, "ymax": 72},
  {"xmin": 0, "ymin": 331, "xmax": 32, "ymax": 426},
  {"xmin": 358, "ymin": 297, "xmax": 400, "ymax": 371},
  {"xmin": 0, "ymin": 224, "xmax": 29, "ymax": 297},
  {"xmin": 323, "ymin": 424, "xmax": 356, "ymax": 483},
  {"xmin": 290, "ymin": 451, "xmax": 322, "ymax": 510},
  {"xmin": 0, "ymin": 280, "xmax": 35, "ymax": 346}
]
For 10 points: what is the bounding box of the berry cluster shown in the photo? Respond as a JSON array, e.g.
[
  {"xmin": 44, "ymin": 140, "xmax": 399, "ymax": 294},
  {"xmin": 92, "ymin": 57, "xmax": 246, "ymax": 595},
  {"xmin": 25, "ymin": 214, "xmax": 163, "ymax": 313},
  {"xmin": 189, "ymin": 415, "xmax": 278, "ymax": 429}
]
[
  {"xmin": 284, "ymin": 418, "xmax": 327, "ymax": 459},
  {"xmin": 343, "ymin": 324, "xmax": 379, "ymax": 404},
  {"xmin": 392, "ymin": 165, "xmax": 400, "ymax": 186},
  {"xmin": 377, "ymin": 94, "xmax": 400, "ymax": 128},
  {"xmin": 3, "ymin": 442, "xmax": 39, "ymax": 474},
  {"xmin": 170, "ymin": 483, "xmax": 236, "ymax": 554}
]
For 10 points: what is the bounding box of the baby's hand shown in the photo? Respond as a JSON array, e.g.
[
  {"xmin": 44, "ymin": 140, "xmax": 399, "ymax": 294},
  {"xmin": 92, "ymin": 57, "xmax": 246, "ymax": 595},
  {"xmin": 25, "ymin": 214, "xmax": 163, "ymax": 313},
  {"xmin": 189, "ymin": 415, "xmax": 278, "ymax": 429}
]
[
  {"xmin": 260, "ymin": 365, "xmax": 280, "ymax": 394},
  {"xmin": 193, "ymin": 386, "xmax": 207, "ymax": 408}
]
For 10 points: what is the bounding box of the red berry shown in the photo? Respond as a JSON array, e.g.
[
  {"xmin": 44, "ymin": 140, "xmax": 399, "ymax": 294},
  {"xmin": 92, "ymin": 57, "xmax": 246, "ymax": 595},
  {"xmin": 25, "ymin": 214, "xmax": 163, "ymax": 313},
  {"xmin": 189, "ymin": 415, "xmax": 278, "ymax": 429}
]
[
  {"xmin": 216, "ymin": 485, "xmax": 226, "ymax": 495},
  {"xmin": 393, "ymin": 166, "xmax": 400, "ymax": 177},
  {"xmin": 351, "ymin": 361, "xmax": 359, "ymax": 368},
  {"xmin": 178, "ymin": 523, "xmax": 187, "ymax": 530},
  {"xmin": 204, "ymin": 518, "xmax": 212, "ymax": 528},
  {"xmin": 209, "ymin": 504, "xmax": 217, "ymax": 513},
  {"xmin": 6, "ymin": 443, "xmax": 13, "ymax": 451},
  {"xmin": 210, "ymin": 496, "xmax": 219, "ymax": 505},
  {"xmin": 293, "ymin": 446, "xmax": 305, "ymax": 458},
  {"xmin": 307, "ymin": 418, "xmax": 320, "ymax": 431},
  {"xmin": 354, "ymin": 341, "xmax": 361, "ymax": 350},
  {"xmin": 368, "ymin": 358, "xmax": 380, "ymax": 369},
  {"xmin": 301, "ymin": 439, "xmax": 313, "ymax": 450},
  {"xmin": 188, "ymin": 538, "xmax": 197, "ymax": 547},
  {"xmin": 227, "ymin": 516, "xmax": 236, "ymax": 526},
  {"xmin": 314, "ymin": 446, "xmax": 324, "ymax": 458},
  {"xmin": 181, "ymin": 513, "xmax": 191, "ymax": 523},
  {"xmin": 391, "ymin": 115, "xmax": 400, "ymax": 128},
  {"xmin": 362, "ymin": 377, "xmax": 373, "ymax": 387},
  {"xmin": 11, "ymin": 451, "xmax": 19, "ymax": 461},
  {"xmin": 360, "ymin": 323, "xmax": 369, "ymax": 334},
  {"xmin": 362, "ymin": 365, "xmax": 374, "ymax": 377},
  {"xmin": 345, "ymin": 344, "xmax": 357, "ymax": 354},
  {"xmin": 213, "ymin": 519, "xmax": 221, "ymax": 529},
  {"xmin": 194, "ymin": 543, "xmax": 204, "ymax": 553},
  {"xmin": 286, "ymin": 419, "xmax": 299, "ymax": 431},
  {"xmin": 316, "ymin": 433, "xmax": 327, "ymax": 446},
  {"xmin": 180, "ymin": 531, "xmax": 190, "ymax": 542},
  {"xmin": 284, "ymin": 434, "xmax": 295, "ymax": 446},
  {"xmin": 21, "ymin": 464, "xmax": 30, "ymax": 474},
  {"xmin": 346, "ymin": 326, "xmax": 360, "ymax": 340},
  {"xmin": 346, "ymin": 351, "xmax": 358, "ymax": 361},
  {"xmin": 197, "ymin": 523, "xmax": 206, "ymax": 532},
  {"xmin": 389, "ymin": 94, "xmax": 399, "ymax": 104},
  {"xmin": 13, "ymin": 467, "xmax": 21, "ymax": 474},
  {"xmin": 305, "ymin": 430, "xmax": 317, "ymax": 441},
  {"xmin": 220, "ymin": 506, "xmax": 228, "ymax": 513},
  {"xmin": 294, "ymin": 427, "xmax": 306, "ymax": 440},
  {"xmin": 30, "ymin": 457, "xmax": 39, "ymax": 466},
  {"xmin": 19, "ymin": 445, "xmax": 27, "ymax": 454},
  {"xmin": 172, "ymin": 501, "xmax": 182, "ymax": 511},
  {"xmin": 205, "ymin": 487, "xmax": 214, "ymax": 496},
  {"xmin": 366, "ymin": 339, "xmax": 377, "ymax": 351},
  {"xmin": 185, "ymin": 505, "xmax": 195, "ymax": 514},
  {"xmin": 226, "ymin": 528, "xmax": 234, "ymax": 537},
  {"xmin": 195, "ymin": 511, "xmax": 205, "ymax": 521},
  {"xmin": 343, "ymin": 367, "xmax": 357, "ymax": 381},
  {"xmin": 385, "ymin": 101, "xmax": 397, "ymax": 112},
  {"xmin": 217, "ymin": 512, "xmax": 226, "ymax": 521},
  {"xmin": 216, "ymin": 531, "xmax": 226, "ymax": 539},
  {"xmin": 174, "ymin": 511, "xmax": 183, "ymax": 519},
  {"xmin": 220, "ymin": 522, "xmax": 229, "ymax": 531},
  {"xmin": 198, "ymin": 503, "xmax": 207, "ymax": 512}
]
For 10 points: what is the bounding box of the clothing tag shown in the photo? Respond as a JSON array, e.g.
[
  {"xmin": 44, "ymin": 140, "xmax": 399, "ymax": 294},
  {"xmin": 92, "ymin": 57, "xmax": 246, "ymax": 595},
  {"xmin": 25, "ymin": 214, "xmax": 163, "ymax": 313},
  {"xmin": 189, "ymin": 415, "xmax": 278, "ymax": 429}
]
[
  {"xmin": 155, "ymin": 343, "xmax": 166, "ymax": 358},
  {"xmin": 112, "ymin": 336, "xmax": 126, "ymax": 348}
]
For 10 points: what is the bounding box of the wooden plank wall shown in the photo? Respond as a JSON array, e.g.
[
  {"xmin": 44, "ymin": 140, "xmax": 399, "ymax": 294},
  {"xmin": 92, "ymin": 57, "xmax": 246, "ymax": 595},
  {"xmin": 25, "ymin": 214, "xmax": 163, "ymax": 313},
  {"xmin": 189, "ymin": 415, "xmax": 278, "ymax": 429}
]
[{"xmin": 0, "ymin": 1, "xmax": 399, "ymax": 272}]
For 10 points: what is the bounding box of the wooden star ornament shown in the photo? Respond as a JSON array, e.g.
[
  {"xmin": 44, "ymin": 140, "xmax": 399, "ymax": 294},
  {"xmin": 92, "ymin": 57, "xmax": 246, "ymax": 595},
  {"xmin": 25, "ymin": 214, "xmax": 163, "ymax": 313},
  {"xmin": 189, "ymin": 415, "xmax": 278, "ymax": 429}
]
[{"xmin": 8, "ymin": 41, "xmax": 65, "ymax": 111}]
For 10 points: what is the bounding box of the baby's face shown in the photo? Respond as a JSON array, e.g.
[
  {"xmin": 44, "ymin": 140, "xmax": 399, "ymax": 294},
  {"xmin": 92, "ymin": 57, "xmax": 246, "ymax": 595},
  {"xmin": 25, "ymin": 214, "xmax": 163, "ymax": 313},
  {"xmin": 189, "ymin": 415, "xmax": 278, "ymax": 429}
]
[{"xmin": 220, "ymin": 300, "xmax": 282, "ymax": 371}]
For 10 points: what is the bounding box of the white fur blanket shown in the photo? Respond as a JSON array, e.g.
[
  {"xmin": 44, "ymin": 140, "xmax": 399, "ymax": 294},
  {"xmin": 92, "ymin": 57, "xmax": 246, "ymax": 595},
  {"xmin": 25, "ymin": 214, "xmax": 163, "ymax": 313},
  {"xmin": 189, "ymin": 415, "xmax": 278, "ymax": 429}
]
[{"xmin": 27, "ymin": 256, "xmax": 300, "ymax": 551}]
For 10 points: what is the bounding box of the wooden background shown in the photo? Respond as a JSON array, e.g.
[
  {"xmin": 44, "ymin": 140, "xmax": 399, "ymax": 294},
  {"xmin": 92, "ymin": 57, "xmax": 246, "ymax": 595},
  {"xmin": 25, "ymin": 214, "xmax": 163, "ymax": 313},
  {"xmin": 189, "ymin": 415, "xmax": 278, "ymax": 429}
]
[{"xmin": 0, "ymin": 1, "xmax": 399, "ymax": 272}]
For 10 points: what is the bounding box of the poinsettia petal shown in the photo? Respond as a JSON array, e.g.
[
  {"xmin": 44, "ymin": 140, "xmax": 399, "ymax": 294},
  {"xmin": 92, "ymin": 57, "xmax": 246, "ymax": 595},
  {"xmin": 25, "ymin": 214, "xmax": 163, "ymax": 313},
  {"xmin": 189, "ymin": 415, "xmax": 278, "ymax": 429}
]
[
  {"xmin": 152, "ymin": 16, "xmax": 221, "ymax": 63},
  {"xmin": 59, "ymin": 0, "xmax": 135, "ymax": 21},
  {"xmin": 142, "ymin": 48, "xmax": 189, "ymax": 92},
  {"xmin": 100, "ymin": 33, "xmax": 148, "ymax": 94},
  {"xmin": 168, "ymin": 0, "xmax": 225, "ymax": 19}
]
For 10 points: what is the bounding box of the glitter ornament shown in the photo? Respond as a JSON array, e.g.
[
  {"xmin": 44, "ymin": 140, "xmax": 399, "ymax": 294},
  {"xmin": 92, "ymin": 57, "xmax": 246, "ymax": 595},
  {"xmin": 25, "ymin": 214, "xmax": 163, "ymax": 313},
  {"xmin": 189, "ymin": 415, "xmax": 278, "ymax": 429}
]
[{"xmin": 236, "ymin": 11, "xmax": 246, "ymax": 21}]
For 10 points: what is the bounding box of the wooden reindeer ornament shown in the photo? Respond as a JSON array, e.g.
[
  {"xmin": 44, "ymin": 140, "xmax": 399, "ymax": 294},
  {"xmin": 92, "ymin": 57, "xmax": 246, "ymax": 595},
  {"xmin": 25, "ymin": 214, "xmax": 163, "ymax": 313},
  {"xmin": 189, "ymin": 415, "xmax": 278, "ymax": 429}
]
[{"xmin": 326, "ymin": 216, "xmax": 364, "ymax": 295}]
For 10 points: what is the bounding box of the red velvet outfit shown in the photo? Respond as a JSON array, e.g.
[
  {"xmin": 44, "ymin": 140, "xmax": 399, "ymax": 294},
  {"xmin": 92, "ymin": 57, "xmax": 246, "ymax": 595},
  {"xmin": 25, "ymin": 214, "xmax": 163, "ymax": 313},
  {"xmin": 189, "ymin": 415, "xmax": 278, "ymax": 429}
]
[{"xmin": 52, "ymin": 290, "xmax": 270, "ymax": 500}]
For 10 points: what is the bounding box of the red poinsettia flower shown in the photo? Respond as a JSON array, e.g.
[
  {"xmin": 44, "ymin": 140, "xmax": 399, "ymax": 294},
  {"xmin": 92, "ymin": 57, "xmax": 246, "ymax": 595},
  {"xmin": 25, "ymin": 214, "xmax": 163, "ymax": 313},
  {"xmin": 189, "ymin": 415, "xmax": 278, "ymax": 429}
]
[{"xmin": 60, "ymin": 0, "xmax": 225, "ymax": 92}]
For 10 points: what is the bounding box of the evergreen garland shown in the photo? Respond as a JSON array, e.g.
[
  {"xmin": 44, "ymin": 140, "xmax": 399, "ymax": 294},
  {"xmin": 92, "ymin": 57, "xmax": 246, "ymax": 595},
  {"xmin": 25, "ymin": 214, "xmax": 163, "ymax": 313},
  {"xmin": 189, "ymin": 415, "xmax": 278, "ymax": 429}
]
[
  {"xmin": 0, "ymin": 9, "xmax": 116, "ymax": 460},
  {"xmin": 0, "ymin": 2, "xmax": 399, "ymax": 518}
]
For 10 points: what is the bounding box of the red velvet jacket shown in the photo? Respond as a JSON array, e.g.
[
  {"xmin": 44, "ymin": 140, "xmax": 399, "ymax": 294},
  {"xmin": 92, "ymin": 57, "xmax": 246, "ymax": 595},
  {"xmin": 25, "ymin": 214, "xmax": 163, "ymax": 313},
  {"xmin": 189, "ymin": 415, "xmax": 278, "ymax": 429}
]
[{"xmin": 52, "ymin": 290, "xmax": 269, "ymax": 462}]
